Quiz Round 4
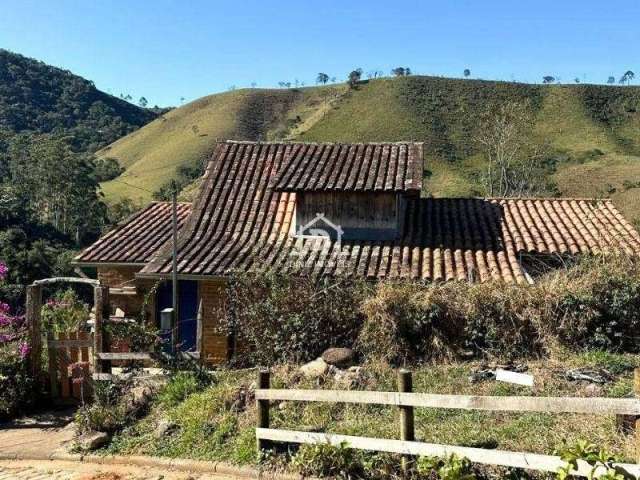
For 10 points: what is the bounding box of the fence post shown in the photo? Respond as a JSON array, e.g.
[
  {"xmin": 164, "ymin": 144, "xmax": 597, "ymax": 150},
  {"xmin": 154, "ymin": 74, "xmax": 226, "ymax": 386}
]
[
  {"xmin": 635, "ymin": 368, "xmax": 639, "ymax": 463},
  {"xmin": 26, "ymin": 284, "xmax": 43, "ymax": 378},
  {"xmin": 398, "ymin": 369, "xmax": 415, "ymax": 474},
  {"xmin": 93, "ymin": 285, "xmax": 110, "ymax": 375},
  {"xmin": 257, "ymin": 369, "xmax": 271, "ymax": 452}
]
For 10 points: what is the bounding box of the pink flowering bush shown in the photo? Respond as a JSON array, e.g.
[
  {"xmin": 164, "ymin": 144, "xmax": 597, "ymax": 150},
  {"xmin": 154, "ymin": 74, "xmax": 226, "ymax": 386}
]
[
  {"xmin": 41, "ymin": 289, "xmax": 88, "ymax": 335},
  {"xmin": 0, "ymin": 261, "xmax": 35, "ymax": 419}
]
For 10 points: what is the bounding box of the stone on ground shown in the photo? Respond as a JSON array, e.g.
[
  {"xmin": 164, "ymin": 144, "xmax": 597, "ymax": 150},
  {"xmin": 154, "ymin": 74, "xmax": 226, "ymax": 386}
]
[
  {"xmin": 321, "ymin": 347, "xmax": 355, "ymax": 368},
  {"xmin": 76, "ymin": 431, "xmax": 110, "ymax": 451},
  {"xmin": 300, "ymin": 358, "xmax": 329, "ymax": 378}
]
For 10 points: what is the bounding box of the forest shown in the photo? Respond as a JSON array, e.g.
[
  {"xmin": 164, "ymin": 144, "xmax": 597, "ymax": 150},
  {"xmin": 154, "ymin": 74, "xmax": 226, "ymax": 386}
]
[{"xmin": 0, "ymin": 49, "xmax": 157, "ymax": 308}]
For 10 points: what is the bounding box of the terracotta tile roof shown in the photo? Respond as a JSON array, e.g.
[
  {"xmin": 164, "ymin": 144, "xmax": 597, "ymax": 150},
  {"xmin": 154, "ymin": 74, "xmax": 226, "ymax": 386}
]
[
  {"xmin": 140, "ymin": 141, "xmax": 640, "ymax": 283},
  {"xmin": 74, "ymin": 202, "xmax": 191, "ymax": 265},
  {"xmin": 271, "ymin": 141, "xmax": 423, "ymax": 193}
]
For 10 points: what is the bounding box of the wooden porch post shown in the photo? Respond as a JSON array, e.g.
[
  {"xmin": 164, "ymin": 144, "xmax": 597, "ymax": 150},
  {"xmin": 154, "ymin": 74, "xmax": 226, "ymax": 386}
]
[
  {"xmin": 93, "ymin": 285, "xmax": 110, "ymax": 375},
  {"xmin": 26, "ymin": 284, "xmax": 43, "ymax": 378}
]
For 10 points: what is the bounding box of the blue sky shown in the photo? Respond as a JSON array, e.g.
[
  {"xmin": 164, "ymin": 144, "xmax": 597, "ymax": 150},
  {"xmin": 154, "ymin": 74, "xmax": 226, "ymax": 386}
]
[{"xmin": 1, "ymin": 0, "xmax": 639, "ymax": 107}]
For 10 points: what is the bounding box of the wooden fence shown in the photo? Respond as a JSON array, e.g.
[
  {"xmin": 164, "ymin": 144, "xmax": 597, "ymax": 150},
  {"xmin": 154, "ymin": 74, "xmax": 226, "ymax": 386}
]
[
  {"xmin": 255, "ymin": 369, "xmax": 640, "ymax": 478},
  {"xmin": 47, "ymin": 331, "xmax": 93, "ymax": 402}
]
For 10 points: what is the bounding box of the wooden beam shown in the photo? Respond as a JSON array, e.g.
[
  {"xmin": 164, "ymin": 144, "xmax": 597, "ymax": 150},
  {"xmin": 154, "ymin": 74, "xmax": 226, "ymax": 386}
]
[
  {"xmin": 398, "ymin": 369, "xmax": 414, "ymax": 473},
  {"xmin": 33, "ymin": 277, "xmax": 99, "ymax": 286},
  {"xmin": 255, "ymin": 429, "xmax": 640, "ymax": 478},
  {"xmin": 97, "ymin": 352, "xmax": 152, "ymax": 360},
  {"xmin": 255, "ymin": 389, "xmax": 640, "ymax": 415},
  {"xmin": 257, "ymin": 370, "xmax": 271, "ymax": 451},
  {"xmin": 48, "ymin": 339, "xmax": 93, "ymax": 348},
  {"xmin": 25, "ymin": 284, "xmax": 43, "ymax": 378}
]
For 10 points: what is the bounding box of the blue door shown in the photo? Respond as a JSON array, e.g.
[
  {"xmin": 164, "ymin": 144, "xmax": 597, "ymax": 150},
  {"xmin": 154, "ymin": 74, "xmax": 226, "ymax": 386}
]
[{"xmin": 155, "ymin": 280, "xmax": 199, "ymax": 352}]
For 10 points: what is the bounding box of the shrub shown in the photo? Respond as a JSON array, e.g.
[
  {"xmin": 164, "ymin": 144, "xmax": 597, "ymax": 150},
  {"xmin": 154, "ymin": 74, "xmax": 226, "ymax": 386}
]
[
  {"xmin": 553, "ymin": 259, "xmax": 640, "ymax": 352},
  {"xmin": 41, "ymin": 288, "xmax": 89, "ymax": 335},
  {"xmin": 418, "ymin": 454, "xmax": 477, "ymax": 480},
  {"xmin": 221, "ymin": 257, "xmax": 640, "ymax": 366},
  {"xmin": 222, "ymin": 272, "xmax": 370, "ymax": 365},
  {"xmin": 0, "ymin": 262, "xmax": 35, "ymax": 419},
  {"xmin": 358, "ymin": 282, "xmax": 466, "ymax": 363},
  {"xmin": 291, "ymin": 442, "xmax": 363, "ymax": 478},
  {"xmin": 159, "ymin": 372, "xmax": 206, "ymax": 407}
]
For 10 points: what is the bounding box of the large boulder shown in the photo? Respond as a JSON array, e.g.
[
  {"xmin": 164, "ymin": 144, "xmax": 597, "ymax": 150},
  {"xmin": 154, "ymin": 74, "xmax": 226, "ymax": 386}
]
[
  {"xmin": 154, "ymin": 419, "xmax": 177, "ymax": 439},
  {"xmin": 322, "ymin": 348, "xmax": 355, "ymax": 368},
  {"xmin": 300, "ymin": 358, "xmax": 330, "ymax": 378},
  {"xmin": 76, "ymin": 431, "xmax": 109, "ymax": 451}
]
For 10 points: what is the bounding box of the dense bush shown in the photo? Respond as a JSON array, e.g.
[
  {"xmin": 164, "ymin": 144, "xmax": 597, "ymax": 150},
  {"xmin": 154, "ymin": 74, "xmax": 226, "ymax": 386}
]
[
  {"xmin": 41, "ymin": 288, "xmax": 89, "ymax": 335},
  {"xmin": 222, "ymin": 272, "xmax": 371, "ymax": 365},
  {"xmin": 0, "ymin": 262, "xmax": 35, "ymax": 419},
  {"xmin": 222, "ymin": 257, "xmax": 640, "ymax": 366}
]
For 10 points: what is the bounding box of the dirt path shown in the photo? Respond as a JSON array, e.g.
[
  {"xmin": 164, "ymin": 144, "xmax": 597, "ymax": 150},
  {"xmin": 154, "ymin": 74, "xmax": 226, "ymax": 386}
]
[
  {"xmin": 0, "ymin": 408, "xmax": 76, "ymax": 459},
  {"xmin": 0, "ymin": 459, "xmax": 244, "ymax": 479}
]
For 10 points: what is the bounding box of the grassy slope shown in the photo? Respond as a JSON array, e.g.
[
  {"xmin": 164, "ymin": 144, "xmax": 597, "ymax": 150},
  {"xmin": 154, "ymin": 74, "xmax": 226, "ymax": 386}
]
[
  {"xmin": 99, "ymin": 86, "xmax": 345, "ymax": 203},
  {"xmin": 100, "ymin": 77, "xmax": 640, "ymax": 223},
  {"xmin": 107, "ymin": 352, "xmax": 639, "ymax": 467}
]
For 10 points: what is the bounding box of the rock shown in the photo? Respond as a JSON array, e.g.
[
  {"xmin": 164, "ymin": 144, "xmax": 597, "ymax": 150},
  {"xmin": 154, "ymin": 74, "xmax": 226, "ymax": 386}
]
[
  {"xmin": 123, "ymin": 385, "xmax": 153, "ymax": 416},
  {"xmin": 321, "ymin": 348, "xmax": 355, "ymax": 368},
  {"xmin": 114, "ymin": 308, "xmax": 125, "ymax": 318},
  {"xmin": 154, "ymin": 419, "xmax": 177, "ymax": 439},
  {"xmin": 334, "ymin": 366, "xmax": 365, "ymax": 387},
  {"xmin": 278, "ymin": 401, "xmax": 289, "ymax": 411},
  {"xmin": 584, "ymin": 383, "xmax": 603, "ymax": 397},
  {"xmin": 564, "ymin": 368, "xmax": 613, "ymax": 384},
  {"xmin": 300, "ymin": 358, "xmax": 329, "ymax": 378},
  {"xmin": 76, "ymin": 431, "xmax": 109, "ymax": 450}
]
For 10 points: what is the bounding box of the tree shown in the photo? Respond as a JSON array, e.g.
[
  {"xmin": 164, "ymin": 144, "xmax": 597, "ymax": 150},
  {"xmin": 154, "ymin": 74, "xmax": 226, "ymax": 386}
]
[
  {"xmin": 607, "ymin": 76, "xmax": 616, "ymax": 84},
  {"xmin": 138, "ymin": 96, "xmax": 148, "ymax": 108},
  {"xmin": 542, "ymin": 76, "xmax": 555, "ymax": 84},
  {"xmin": 619, "ymin": 70, "xmax": 635, "ymax": 85},
  {"xmin": 475, "ymin": 101, "xmax": 549, "ymax": 197},
  {"xmin": 391, "ymin": 67, "xmax": 411, "ymax": 77},
  {"xmin": 464, "ymin": 69, "xmax": 471, "ymax": 78},
  {"xmin": 316, "ymin": 73, "xmax": 329, "ymax": 84},
  {"xmin": 574, "ymin": 77, "xmax": 580, "ymax": 84},
  {"xmin": 367, "ymin": 70, "xmax": 383, "ymax": 79},
  {"xmin": 347, "ymin": 69, "xmax": 363, "ymax": 88}
]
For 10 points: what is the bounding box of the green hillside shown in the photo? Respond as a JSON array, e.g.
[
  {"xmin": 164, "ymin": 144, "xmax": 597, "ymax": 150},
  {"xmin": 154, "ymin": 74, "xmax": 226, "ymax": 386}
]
[
  {"xmin": 100, "ymin": 85, "xmax": 346, "ymax": 203},
  {"xmin": 100, "ymin": 76, "xmax": 640, "ymax": 224},
  {"xmin": 0, "ymin": 49, "xmax": 156, "ymax": 153}
]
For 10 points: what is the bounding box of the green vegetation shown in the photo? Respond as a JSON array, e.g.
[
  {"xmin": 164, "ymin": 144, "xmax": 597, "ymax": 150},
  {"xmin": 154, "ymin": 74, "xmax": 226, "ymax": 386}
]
[
  {"xmin": 101, "ymin": 76, "xmax": 640, "ymax": 227},
  {"xmin": 0, "ymin": 50, "xmax": 157, "ymax": 305},
  {"xmin": 105, "ymin": 355, "xmax": 639, "ymax": 473},
  {"xmin": 99, "ymin": 86, "xmax": 345, "ymax": 203},
  {"xmin": 0, "ymin": 49, "xmax": 155, "ymax": 153},
  {"xmin": 224, "ymin": 258, "xmax": 640, "ymax": 367}
]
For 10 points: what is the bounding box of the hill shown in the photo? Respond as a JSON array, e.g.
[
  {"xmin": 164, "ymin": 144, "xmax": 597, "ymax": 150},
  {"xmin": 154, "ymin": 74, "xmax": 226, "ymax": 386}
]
[
  {"xmin": 99, "ymin": 76, "xmax": 640, "ymax": 224},
  {"xmin": 0, "ymin": 49, "xmax": 156, "ymax": 153}
]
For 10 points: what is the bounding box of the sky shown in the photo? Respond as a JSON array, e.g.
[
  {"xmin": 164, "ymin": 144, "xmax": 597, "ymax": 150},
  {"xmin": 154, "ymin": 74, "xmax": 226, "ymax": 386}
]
[{"xmin": 1, "ymin": 0, "xmax": 639, "ymax": 107}]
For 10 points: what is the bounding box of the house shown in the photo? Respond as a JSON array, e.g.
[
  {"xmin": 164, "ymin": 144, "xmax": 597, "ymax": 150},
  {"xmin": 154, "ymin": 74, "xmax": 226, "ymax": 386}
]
[{"xmin": 74, "ymin": 141, "xmax": 640, "ymax": 364}]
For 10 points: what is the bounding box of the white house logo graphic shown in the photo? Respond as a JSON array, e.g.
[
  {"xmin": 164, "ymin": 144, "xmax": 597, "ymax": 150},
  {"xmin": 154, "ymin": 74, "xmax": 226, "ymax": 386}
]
[
  {"xmin": 289, "ymin": 213, "xmax": 345, "ymax": 269},
  {"xmin": 296, "ymin": 213, "xmax": 343, "ymax": 242}
]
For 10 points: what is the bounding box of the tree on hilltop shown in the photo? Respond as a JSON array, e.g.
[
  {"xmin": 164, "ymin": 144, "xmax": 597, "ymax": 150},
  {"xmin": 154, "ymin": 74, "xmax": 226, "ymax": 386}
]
[
  {"xmin": 316, "ymin": 73, "xmax": 329, "ymax": 84},
  {"xmin": 347, "ymin": 69, "xmax": 363, "ymax": 88},
  {"xmin": 620, "ymin": 70, "xmax": 635, "ymax": 85},
  {"xmin": 464, "ymin": 68, "xmax": 471, "ymax": 78},
  {"xmin": 542, "ymin": 76, "xmax": 555, "ymax": 84}
]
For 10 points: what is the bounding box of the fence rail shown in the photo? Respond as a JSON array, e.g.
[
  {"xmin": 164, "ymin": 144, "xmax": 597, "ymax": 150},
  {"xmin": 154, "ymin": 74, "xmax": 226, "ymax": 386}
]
[
  {"xmin": 255, "ymin": 368, "xmax": 640, "ymax": 478},
  {"xmin": 255, "ymin": 389, "xmax": 640, "ymax": 415}
]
